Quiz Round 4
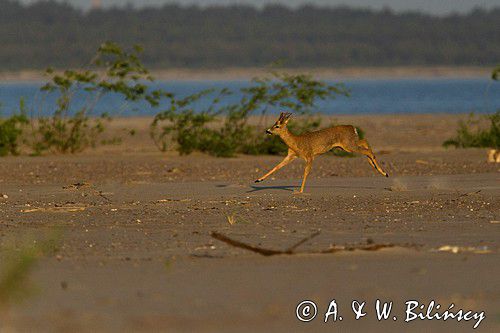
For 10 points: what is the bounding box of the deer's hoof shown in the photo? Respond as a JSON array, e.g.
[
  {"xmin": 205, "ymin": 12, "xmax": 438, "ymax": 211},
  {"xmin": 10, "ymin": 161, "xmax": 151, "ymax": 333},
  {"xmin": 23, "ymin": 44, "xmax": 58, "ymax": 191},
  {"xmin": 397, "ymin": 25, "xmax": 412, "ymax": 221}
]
[
  {"xmin": 385, "ymin": 173, "xmax": 389, "ymax": 178},
  {"xmin": 254, "ymin": 179, "xmax": 263, "ymax": 183}
]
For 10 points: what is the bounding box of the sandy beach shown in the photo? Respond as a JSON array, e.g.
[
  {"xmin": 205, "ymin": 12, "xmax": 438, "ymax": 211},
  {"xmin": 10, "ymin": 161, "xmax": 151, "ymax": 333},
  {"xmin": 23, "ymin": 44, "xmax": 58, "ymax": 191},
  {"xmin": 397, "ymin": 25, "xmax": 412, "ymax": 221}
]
[
  {"xmin": 0, "ymin": 66, "xmax": 493, "ymax": 82},
  {"xmin": 0, "ymin": 115, "xmax": 498, "ymax": 332}
]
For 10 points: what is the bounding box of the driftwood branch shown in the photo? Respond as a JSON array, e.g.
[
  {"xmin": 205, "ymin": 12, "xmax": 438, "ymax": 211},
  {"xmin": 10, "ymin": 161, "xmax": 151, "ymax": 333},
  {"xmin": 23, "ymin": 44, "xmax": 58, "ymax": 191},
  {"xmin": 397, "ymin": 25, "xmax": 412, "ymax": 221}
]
[
  {"xmin": 211, "ymin": 232, "xmax": 287, "ymax": 256},
  {"xmin": 285, "ymin": 230, "xmax": 321, "ymax": 253},
  {"xmin": 211, "ymin": 231, "xmax": 408, "ymax": 257}
]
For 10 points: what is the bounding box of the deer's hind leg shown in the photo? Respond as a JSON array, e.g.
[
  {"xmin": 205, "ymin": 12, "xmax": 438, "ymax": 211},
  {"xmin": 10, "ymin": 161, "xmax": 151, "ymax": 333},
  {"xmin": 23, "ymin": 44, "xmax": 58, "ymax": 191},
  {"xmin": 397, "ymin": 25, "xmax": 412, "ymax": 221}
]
[
  {"xmin": 357, "ymin": 139, "xmax": 376, "ymax": 169},
  {"xmin": 342, "ymin": 139, "xmax": 389, "ymax": 177},
  {"xmin": 357, "ymin": 139, "xmax": 388, "ymax": 177}
]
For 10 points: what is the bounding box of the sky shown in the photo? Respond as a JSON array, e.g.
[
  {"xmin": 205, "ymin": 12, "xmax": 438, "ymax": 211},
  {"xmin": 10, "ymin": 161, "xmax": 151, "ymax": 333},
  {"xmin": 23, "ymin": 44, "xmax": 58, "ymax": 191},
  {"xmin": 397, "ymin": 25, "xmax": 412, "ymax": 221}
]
[{"xmin": 20, "ymin": 0, "xmax": 500, "ymax": 15}]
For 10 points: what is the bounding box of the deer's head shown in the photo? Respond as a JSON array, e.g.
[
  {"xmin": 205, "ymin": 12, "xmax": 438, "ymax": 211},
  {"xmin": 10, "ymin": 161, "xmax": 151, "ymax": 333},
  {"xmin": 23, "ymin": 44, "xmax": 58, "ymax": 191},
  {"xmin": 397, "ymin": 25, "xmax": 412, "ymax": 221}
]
[{"xmin": 266, "ymin": 112, "xmax": 292, "ymax": 135}]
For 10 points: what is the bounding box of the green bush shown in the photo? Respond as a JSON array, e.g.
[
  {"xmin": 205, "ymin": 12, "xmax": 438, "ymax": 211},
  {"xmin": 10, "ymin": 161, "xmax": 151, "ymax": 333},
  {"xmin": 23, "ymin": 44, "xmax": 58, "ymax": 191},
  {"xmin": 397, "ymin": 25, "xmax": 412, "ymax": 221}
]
[
  {"xmin": 443, "ymin": 68, "xmax": 500, "ymax": 149},
  {"xmin": 150, "ymin": 71, "xmax": 351, "ymax": 157},
  {"xmin": 443, "ymin": 111, "xmax": 499, "ymax": 149},
  {"xmin": 149, "ymin": 90, "xmax": 218, "ymax": 154},
  {"xmin": 0, "ymin": 101, "xmax": 28, "ymax": 156},
  {"xmin": 28, "ymin": 42, "xmax": 166, "ymax": 155},
  {"xmin": 492, "ymin": 66, "xmax": 500, "ymax": 81}
]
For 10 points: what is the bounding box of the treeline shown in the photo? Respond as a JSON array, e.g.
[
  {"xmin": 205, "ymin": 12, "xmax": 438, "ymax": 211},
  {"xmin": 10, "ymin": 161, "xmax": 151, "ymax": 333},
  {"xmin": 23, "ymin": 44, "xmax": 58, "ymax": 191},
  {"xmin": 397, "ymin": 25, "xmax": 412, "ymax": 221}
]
[{"xmin": 1, "ymin": 0, "xmax": 499, "ymax": 69}]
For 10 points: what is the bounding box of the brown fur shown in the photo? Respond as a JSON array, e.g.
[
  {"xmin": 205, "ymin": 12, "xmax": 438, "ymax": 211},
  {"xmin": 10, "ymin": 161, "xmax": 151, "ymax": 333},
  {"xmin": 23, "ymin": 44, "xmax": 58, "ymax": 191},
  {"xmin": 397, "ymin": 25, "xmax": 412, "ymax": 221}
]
[{"xmin": 255, "ymin": 112, "xmax": 389, "ymax": 193}]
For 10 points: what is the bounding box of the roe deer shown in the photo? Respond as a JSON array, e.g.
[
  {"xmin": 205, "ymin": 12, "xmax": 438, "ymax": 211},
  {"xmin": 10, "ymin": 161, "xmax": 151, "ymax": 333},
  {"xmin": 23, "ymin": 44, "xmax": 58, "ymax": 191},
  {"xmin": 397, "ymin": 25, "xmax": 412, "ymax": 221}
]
[{"xmin": 255, "ymin": 112, "xmax": 389, "ymax": 193}]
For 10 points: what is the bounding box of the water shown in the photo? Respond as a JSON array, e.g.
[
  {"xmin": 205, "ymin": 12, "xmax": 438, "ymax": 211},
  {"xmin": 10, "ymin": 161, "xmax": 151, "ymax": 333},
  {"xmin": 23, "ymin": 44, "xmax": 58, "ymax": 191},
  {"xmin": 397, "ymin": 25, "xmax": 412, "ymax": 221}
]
[{"xmin": 0, "ymin": 79, "xmax": 498, "ymax": 117}]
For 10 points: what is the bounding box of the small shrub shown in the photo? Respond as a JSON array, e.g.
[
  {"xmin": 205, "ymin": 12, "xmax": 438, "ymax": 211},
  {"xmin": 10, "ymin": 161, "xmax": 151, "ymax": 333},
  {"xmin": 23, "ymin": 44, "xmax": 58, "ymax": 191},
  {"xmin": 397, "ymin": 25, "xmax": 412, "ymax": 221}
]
[
  {"xmin": 0, "ymin": 101, "xmax": 29, "ymax": 156},
  {"xmin": 492, "ymin": 66, "xmax": 500, "ymax": 81},
  {"xmin": 443, "ymin": 111, "xmax": 499, "ymax": 149},
  {"xmin": 28, "ymin": 42, "xmax": 165, "ymax": 155},
  {"xmin": 150, "ymin": 90, "xmax": 218, "ymax": 154}
]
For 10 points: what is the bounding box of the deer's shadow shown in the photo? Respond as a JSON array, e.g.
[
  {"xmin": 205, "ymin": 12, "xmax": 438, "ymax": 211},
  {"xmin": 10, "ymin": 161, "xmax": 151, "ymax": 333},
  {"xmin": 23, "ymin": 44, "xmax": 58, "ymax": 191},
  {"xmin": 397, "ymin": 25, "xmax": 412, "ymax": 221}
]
[
  {"xmin": 247, "ymin": 184, "xmax": 379, "ymax": 193},
  {"xmin": 247, "ymin": 185, "xmax": 296, "ymax": 193}
]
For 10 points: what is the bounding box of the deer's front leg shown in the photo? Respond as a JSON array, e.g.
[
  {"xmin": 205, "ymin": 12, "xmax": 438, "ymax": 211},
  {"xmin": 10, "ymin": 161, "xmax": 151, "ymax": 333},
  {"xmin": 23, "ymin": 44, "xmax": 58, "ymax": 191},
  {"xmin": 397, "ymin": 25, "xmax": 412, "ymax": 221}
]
[
  {"xmin": 297, "ymin": 160, "xmax": 313, "ymax": 193},
  {"xmin": 255, "ymin": 152, "xmax": 296, "ymax": 183}
]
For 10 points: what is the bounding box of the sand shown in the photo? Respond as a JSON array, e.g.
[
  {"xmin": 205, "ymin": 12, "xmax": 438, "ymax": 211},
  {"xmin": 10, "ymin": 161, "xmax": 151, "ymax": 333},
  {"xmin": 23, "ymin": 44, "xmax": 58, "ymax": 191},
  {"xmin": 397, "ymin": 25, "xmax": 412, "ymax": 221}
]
[
  {"xmin": 0, "ymin": 66, "xmax": 492, "ymax": 82},
  {"xmin": 0, "ymin": 115, "xmax": 498, "ymax": 332}
]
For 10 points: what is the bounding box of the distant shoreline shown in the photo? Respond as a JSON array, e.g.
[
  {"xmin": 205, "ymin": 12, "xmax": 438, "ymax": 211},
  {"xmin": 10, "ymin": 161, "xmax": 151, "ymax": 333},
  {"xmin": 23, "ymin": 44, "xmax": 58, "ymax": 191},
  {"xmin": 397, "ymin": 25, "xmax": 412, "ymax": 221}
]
[{"xmin": 0, "ymin": 66, "xmax": 492, "ymax": 82}]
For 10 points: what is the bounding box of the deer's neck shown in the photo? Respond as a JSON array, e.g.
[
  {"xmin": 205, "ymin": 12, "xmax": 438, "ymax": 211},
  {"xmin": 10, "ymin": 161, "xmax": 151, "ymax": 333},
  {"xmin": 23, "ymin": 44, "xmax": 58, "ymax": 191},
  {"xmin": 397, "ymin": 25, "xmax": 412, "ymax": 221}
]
[{"xmin": 279, "ymin": 128, "xmax": 300, "ymax": 152}]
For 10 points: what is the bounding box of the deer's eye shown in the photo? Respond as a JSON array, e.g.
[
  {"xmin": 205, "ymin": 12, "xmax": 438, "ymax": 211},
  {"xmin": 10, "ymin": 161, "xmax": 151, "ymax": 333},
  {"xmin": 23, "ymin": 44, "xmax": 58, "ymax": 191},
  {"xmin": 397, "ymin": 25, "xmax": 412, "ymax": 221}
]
[{"xmin": 275, "ymin": 125, "xmax": 280, "ymax": 128}]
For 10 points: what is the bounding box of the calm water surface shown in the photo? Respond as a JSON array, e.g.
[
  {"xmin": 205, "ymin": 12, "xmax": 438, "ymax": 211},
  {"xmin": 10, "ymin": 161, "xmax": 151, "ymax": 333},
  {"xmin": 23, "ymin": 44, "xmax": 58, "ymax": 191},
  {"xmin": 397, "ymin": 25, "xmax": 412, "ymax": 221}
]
[{"xmin": 0, "ymin": 79, "xmax": 498, "ymax": 117}]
